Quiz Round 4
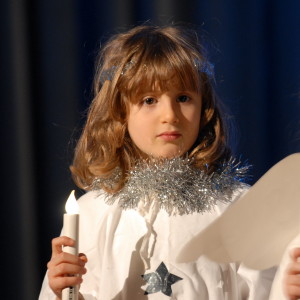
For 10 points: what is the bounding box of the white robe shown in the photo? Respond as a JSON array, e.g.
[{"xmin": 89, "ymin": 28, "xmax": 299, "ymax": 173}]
[{"xmin": 39, "ymin": 189, "xmax": 275, "ymax": 300}]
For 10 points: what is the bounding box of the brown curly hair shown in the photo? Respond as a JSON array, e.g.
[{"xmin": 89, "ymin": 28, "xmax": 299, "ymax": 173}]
[{"xmin": 70, "ymin": 25, "xmax": 232, "ymax": 193}]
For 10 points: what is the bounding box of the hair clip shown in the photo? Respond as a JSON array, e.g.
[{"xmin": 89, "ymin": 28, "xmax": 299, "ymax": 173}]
[
  {"xmin": 99, "ymin": 61, "xmax": 134, "ymax": 84},
  {"xmin": 99, "ymin": 66, "xmax": 117, "ymax": 84},
  {"xmin": 121, "ymin": 60, "xmax": 135, "ymax": 75},
  {"xmin": 99, "ymin": 59, "xmax": 214, "ymax": 84}
]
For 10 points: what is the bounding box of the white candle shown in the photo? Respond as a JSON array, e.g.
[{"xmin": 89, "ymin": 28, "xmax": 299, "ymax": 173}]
[{"xmin": 62, "ymin": 190, "xmax": 79, "ymax": 300}]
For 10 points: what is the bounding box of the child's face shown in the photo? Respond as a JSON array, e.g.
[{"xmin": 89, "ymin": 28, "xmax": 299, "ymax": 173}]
[{"xmin": 127, "ymin": 88, "xmax": 201, "ymax": 158}]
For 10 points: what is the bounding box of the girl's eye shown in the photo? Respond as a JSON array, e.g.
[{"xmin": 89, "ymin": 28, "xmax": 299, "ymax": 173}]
[
  {"xmin": 177, "ymin": 95, "xmax": 191, "ymax": 103},
  {"xmin": 143, "ymin": 97, "xmax": 156, "ymax": 105}
]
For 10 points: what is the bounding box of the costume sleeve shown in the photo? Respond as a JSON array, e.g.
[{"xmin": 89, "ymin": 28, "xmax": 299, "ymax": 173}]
[
  {"xmin": 38, "ymin": 273, "xmax": 55, "ymax": 300},
  {"xmin": 224, "ymin": 187, "xmax": 277, "ymax": 299},
  {"xmin": 237, "ymin": 264, "xmax": 277, "ymax": 300}
]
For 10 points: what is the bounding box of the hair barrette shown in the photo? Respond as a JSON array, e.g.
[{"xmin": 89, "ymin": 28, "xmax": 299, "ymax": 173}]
[{"xmin": 99, "ymin": 59, "xmax": 214, "ymax": 84}]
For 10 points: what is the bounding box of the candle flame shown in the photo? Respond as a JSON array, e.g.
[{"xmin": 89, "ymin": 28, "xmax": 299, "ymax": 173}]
[{"xmin": 65, "ymin": 190, "xmax": 79, "ymax": 214}]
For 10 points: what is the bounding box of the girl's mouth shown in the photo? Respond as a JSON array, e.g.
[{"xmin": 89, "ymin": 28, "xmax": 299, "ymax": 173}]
[{"xmin": 158, "ymin": 131, "xmax": 181, "ymax": 141}]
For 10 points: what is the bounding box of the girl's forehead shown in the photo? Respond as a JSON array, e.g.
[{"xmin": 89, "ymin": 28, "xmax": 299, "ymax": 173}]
[
  {"xmin": 141, "ymin": 75, "xmax": 181, "ymax": 91},
  {"xmin": 127, "ymin": 73, "xmax": 199, "ymax": 97},
  {"xmin": 127, "ymin": 80, "xmax": 178, "ymax": 101}
]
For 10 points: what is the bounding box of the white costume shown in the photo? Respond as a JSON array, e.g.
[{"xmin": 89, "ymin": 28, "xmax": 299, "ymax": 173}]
[{"xmin": 39, "ymin": 189, "xmax": 275, "ymax": 300}]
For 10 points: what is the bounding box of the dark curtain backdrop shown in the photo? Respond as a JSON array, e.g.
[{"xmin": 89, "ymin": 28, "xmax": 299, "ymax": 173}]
[{"xmin": 1, "ymin": 0, "xmax": 300, "ymax": 298}]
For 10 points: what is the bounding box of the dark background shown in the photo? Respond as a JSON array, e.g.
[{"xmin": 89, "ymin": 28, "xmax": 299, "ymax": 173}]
[{"xmin": 1, "ymin": 0, "xmax": 300, "ymax": 298}]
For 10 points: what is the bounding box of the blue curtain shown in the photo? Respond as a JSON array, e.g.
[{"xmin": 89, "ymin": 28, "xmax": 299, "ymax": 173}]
[{"xmin": 1, "ymin": 0, "xmax": 299, "ymax": 298}]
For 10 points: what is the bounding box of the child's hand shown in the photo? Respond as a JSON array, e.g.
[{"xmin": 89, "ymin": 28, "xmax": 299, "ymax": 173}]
[
  {"xmin": 47, "ymin": 236, "xmax": 87, "ymax": 299},
  {"xmin": 284, "ymin": 247, "xmax": 300, "ymax": 300}
]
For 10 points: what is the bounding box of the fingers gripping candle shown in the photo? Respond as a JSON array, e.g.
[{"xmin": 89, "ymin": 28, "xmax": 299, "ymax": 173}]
[{"xmin": 62, "ymin": 190, "xmax": 79, "ymax": 300}]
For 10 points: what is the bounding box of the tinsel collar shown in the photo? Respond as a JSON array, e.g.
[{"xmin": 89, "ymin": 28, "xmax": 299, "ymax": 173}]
[{"xmin": 92, "ymin": 157, "xmax": 250, "ymax": 215}]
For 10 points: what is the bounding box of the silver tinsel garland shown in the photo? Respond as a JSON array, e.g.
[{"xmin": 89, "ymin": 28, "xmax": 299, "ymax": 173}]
[{"xmin": 92, "ymin": 157, "xmax": 250, "ymax": 215}]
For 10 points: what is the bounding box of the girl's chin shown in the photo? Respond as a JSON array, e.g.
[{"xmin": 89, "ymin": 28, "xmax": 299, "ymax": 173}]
[{"xmin": 144, "ymin": 149, "xmax": 186, "ymax": 159}]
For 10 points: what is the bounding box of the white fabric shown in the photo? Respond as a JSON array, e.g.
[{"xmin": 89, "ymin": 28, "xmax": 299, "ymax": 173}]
[
  {"xmin": 269, "ymin": 234, "xmax": 300, "ymax": 300},
  {"xmin": 177, "ymin": 153, "xmax": 300, "ymax": 271},
  {"xmin": 39, "ymin": 189, "xmax": 275, "ymax": 300}
]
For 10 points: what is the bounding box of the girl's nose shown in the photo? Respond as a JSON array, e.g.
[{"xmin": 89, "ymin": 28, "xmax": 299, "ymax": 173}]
[{"xmin": 161, "ymin": 98, "xmax": 179, "ymax": 124}]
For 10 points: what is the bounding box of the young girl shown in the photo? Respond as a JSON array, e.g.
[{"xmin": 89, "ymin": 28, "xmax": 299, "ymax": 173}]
[{"xmin": 39, "ymin": 25, "xmax": 276, "ymax": 299}]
